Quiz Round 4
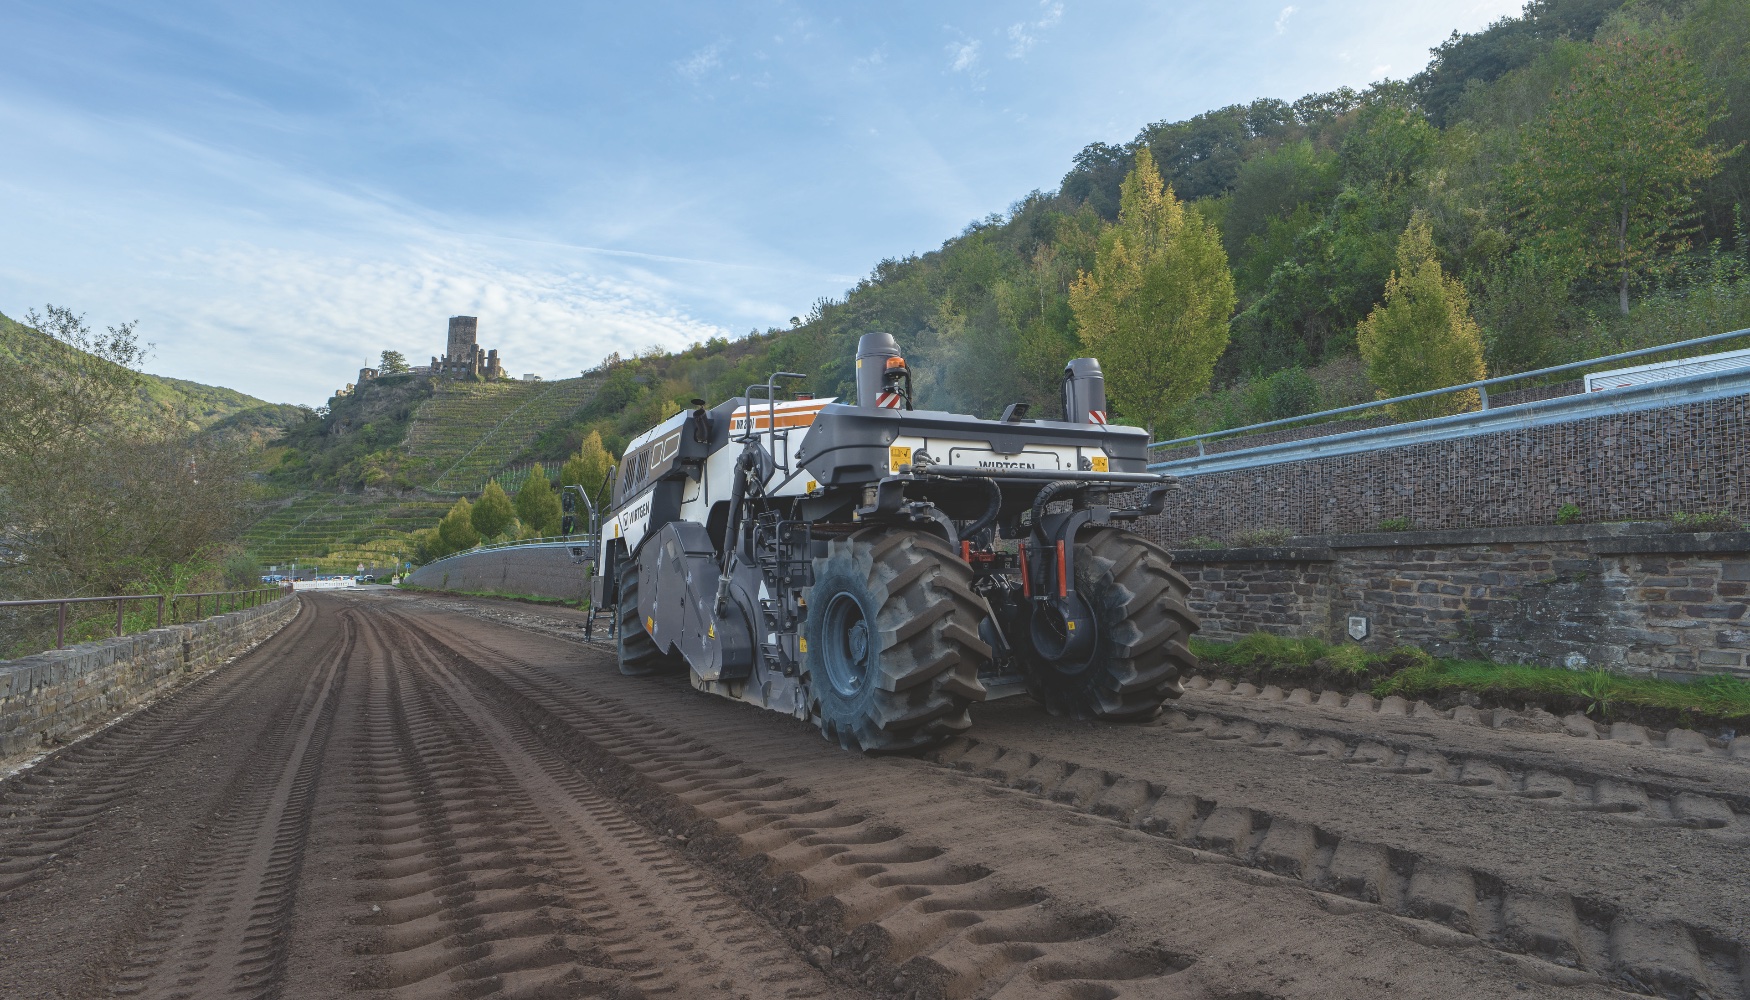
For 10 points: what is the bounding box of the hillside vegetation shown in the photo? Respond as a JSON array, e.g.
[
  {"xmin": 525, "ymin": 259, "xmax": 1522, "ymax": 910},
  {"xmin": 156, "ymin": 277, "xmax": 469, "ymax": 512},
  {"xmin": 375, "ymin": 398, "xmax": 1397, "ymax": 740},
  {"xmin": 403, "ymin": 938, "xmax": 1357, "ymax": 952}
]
[
  {"xmin": 0, "ymin": 310, "xmax": 305, "ymax": 439},
  {"xmin": 512, "ymin": 0, "xmax": 1750, "ymax": 456}
]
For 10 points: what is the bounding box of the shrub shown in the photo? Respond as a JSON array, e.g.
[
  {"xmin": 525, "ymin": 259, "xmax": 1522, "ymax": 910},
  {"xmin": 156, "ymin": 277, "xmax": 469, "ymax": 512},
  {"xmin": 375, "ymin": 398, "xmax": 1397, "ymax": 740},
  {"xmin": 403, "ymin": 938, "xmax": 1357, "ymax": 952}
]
[
  {"xmin": 1179, "ymin": 535, "xmax": 1226, "ymax": 550},
  {"xmin": 1377, "ymin": 517, "xmax": 1412, "ymax": 532},
  {"xmin": 1555, "ymin": 503, "xmax": 1583, "ymax": 525},
  {"xmin": 1671, "ymin": 511, "xmax": 1743, "ymax": 532},
  {"xmin": 1235, "ymin": 526, "xmax": 1292, "ymax": 547}
]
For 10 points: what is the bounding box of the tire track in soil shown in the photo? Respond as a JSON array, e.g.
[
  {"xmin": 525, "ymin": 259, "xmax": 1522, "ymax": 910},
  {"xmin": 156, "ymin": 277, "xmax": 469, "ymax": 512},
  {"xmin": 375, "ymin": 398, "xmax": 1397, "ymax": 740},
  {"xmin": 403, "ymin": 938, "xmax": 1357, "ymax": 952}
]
[
  {"xmin": 102, "ymin": 606, "xmax": 352, "ymax": 999},
  {"xmin": 391, "ymin": 608, "xmax": 1198, "ymax": 1000},
  {"xmin": 925, "ymin": 735, "xmax": 1749, "ymax": 1000},
  {"xmin": 0, "ymin": 599, "xmax": 317, "ymax": 901},
  {"xmin": 1167, "ymin": 684, "xmax": 1750, "ymax": 833},
  {"xmin": 349, "ymin": 609, "xmax": 627, "ymax": 999},
  {"xmin": 1155, "ymin": 703, "xmax": 1749, "ymax": 836},
  {"xmin": 377, "ymin": 611, "xmax": 835, "ymax": 998}
]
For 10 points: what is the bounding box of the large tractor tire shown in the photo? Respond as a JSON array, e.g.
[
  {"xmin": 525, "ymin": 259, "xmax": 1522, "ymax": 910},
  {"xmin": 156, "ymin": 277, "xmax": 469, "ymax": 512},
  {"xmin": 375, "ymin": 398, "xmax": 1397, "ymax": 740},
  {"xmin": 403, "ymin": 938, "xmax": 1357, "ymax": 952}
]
[
  {"xmin": 617, "ymin": 564, "xmax": 685, "ymax": 676},
  {"xmin": 1019, "ymin": 527, "xmax": 1195, "ymax": 721},
  {"xmin": 804, "ymin": 527, "xmax": 990, "ymax": 752}
]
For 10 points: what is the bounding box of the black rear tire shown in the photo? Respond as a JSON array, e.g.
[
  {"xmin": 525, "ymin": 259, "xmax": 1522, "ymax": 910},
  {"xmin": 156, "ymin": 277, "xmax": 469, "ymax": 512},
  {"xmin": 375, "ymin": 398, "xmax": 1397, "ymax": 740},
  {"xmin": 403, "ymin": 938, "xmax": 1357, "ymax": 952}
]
[
  {"xmin": 1019, "ymin": 528, "xmax": 1195, "ymax": 721},
  {"xmin": 617, "ymin": 563, "xmax": 685, "ymax": 676},
  {"xmin": 804, "ymin": 527, "xmax": 990, "ymax": 752}
]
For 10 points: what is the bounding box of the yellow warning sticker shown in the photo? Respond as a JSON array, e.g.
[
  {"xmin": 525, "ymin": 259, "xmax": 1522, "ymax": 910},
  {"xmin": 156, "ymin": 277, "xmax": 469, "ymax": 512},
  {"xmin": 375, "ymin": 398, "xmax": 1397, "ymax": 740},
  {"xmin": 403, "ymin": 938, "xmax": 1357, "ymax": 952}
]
[
  {"xmin": 807, "ymin": 479, "xmax": 818, "ymax": 492},
  {"xmin": 889, "ymin": 445, "xmax": 912, "ymax": 472},
  {"xmin": 1066, "ymin": 620, "xmax": 1076, "ymax": 630},
  {"xmin": 708, "ymin": 622, "xmax": 716, "ymax": 639},
  {"xmin": 1091, "ymin": 455, "xmax": 1109, "ymax": 472},
  {"xmin": 798, "ymin": 637, "xmax": 808, "ymax": 653},
  {"xmin": 646, "ymin": 616, "xmax": 654, "ymax": 633}
]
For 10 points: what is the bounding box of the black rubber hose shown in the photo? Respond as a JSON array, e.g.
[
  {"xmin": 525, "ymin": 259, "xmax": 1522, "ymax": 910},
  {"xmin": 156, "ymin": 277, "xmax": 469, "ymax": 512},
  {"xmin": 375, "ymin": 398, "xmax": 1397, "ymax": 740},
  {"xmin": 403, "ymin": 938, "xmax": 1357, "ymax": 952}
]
[
  {"xmin": 1029, "ymin": 480, "xmax": 1074, "ymax": 542},
  {"xmin": 961, "ymin": 478, "xmax": 1003, "ymax": 543}
]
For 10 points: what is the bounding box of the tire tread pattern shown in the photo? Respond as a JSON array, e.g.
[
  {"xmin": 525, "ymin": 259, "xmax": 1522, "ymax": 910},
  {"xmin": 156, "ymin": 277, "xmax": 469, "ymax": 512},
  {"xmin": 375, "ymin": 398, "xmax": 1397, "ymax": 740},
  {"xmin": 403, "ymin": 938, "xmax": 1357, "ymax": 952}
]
[{"xmin": 808, "ymin": 527, "xmax": 991, "ymax": 752}]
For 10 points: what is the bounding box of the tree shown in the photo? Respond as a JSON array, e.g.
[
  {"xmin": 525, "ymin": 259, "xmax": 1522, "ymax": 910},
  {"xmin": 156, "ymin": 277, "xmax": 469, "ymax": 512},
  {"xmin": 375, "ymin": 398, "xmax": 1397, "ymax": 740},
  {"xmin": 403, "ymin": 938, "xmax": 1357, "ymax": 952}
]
[
  {"xmin": 0, "ymin": 307, "xmax": 250, "ymax": 607},
  {"xmin": 514, "ymin": 464, "xmax": 563, "ymax": 536},
  {"xmin": 1356, "ymin": 214, "xmax": 1488, "ymax": 420},
  {"xmin": 560, "ymin": 431, "xmax": 615, "ymax": 506},
  {"xmin": 378, "ymin": 349, "xmax": 410, "ymax": 375},
  {"xmin": 1069, "ymin": 147, "xmax": 1236, "ymax": 434},
  {"xmin": 438, "ymin": 498, "xmax": 480, "ymax": 552},
  {"xmin": 1507, "ymin": 37, "xmax": 1732, "ymax": 314},
  {"xmin": 470, "ymin": 481, "xmax": 515, "ymax": 540}
]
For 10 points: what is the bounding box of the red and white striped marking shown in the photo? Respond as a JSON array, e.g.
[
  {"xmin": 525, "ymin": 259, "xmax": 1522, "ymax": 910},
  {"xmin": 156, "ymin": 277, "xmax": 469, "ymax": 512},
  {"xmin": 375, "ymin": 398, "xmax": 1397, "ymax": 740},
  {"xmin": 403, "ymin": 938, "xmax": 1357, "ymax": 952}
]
[
  {"xmin": 876, "ymin": 391, "xmax": 904, "ymax": 409},
  {"xmin": 1088, "ymin": 410, "xmax": 1108, "ymax": 425}
]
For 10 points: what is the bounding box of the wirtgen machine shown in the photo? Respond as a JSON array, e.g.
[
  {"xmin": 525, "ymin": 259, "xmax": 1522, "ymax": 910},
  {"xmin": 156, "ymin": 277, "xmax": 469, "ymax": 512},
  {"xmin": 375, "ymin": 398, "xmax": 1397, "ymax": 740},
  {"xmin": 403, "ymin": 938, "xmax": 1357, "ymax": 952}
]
[{"xmin": 592, "ymin": 333, "xmax": 1198, "ymax": 751}]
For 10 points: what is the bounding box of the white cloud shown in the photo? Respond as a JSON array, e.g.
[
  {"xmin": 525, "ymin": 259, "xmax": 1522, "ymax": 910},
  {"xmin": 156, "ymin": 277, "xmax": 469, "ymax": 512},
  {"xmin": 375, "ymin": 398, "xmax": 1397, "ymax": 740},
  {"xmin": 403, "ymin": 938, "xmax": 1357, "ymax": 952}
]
[
  {"xmin": 677, "ymin": 43, "xmax": 723, "ymax": 81},
  {"xmin": 1275, "ymin": 6, "xmax": 1298, "ymax": 35},
  {"xmin": 1007, "ymin": 1, "xmax": 1065, "ymax": 58},
  {"xmin": 1370, "ymin": 63, "xmax": 1392, "ymax": 78},
  {"xmin": 947, "ymin": 39, "xmax": 981, "ymax": 73}
]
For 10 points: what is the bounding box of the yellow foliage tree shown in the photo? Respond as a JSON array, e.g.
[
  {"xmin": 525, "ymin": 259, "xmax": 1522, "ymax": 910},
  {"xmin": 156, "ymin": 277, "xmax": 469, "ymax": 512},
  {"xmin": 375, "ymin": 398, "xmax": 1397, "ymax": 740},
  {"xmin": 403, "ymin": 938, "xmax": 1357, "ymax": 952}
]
[
  {"xmin": 1356, "ymin": 213, "xmax": 1487, "ymax": 421},
  {"xmin": 1069, "ymin": 147, "xmax": 1235, "ymax": 434},
  {"xmin": 560, "ymin": 430, "xmax": 615, "ymax": 505}
]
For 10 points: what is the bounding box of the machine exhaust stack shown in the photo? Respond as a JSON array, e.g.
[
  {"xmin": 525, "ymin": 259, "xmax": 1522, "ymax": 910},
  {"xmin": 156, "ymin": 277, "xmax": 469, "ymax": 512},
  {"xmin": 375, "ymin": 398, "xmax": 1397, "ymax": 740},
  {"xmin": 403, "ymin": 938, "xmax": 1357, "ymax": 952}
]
[
  {"xmin": 1062, "ymin": 358, "xmax": 1109, "ymax": 425},
  {"xmin": 856, "ymin": 332, "xmax": 910, "ymax": 410}
]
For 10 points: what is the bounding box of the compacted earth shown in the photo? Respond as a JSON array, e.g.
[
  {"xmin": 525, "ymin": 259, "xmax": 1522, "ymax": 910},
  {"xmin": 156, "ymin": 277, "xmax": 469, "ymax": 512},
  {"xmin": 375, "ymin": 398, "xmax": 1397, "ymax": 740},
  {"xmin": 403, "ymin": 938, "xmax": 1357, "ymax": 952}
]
[{"xmin": 2, "ymin": 590, "xmax": 1746, "ymax": 1000}]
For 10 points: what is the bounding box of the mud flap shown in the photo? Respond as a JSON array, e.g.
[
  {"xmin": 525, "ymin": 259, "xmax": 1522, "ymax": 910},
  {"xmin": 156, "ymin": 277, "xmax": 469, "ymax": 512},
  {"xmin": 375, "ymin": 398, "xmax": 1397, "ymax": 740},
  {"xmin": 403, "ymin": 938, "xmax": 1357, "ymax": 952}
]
[{"xmin": 639, "ymin": 521, "xmax": 755, "ymax": 682}]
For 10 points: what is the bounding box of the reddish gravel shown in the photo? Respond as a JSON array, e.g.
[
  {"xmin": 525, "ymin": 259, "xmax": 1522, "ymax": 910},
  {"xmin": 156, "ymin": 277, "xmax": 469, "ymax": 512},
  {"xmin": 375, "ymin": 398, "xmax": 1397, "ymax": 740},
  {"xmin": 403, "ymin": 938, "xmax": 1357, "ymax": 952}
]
[{"xmin": 2, "ymin": 590, "xmax": 1745, "ymax": 1000}]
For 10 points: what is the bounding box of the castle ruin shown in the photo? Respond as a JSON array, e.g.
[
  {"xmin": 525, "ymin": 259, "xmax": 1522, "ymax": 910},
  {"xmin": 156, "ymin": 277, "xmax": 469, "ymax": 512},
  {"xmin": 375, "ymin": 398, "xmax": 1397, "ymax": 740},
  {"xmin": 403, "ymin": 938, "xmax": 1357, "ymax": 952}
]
[{"xmin": 431, "ymin": 316, "xmax": 506, "ymax": 380}]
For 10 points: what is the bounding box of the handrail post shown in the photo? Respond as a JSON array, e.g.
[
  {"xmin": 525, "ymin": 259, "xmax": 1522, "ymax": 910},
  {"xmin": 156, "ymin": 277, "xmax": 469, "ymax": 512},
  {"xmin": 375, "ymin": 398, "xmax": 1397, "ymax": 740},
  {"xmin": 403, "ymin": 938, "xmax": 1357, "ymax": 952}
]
[
  {"xmin": 157, "ymin": 595, "xmax": 165, "ymax": 628},
  {"xmin": 1478, "ymin": 384, "xmax": 1489, "ymax": 411},
  {"xmin": 116, "ymin": 599, "xmax": 125, "ymax": 638},
  {"xmin": 57, "ymin": 602, "xmax": 67, "ymax": 649}
]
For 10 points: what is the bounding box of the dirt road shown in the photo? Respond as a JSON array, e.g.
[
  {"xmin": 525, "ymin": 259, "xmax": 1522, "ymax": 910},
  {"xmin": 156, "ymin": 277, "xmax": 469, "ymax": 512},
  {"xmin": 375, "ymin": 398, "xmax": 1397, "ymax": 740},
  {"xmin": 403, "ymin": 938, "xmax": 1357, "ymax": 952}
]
[{"xmin": 2, "ymin": 590, "xmax": 1745, "ymax": 1000}]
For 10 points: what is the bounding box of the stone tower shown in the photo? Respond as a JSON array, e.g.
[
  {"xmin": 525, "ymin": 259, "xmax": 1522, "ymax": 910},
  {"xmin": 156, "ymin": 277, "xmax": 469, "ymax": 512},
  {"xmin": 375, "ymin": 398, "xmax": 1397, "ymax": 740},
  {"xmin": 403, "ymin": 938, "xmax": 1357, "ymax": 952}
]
[{"xmin": 446, "ymin": 316, "xmax": 479, "ymax": 362}]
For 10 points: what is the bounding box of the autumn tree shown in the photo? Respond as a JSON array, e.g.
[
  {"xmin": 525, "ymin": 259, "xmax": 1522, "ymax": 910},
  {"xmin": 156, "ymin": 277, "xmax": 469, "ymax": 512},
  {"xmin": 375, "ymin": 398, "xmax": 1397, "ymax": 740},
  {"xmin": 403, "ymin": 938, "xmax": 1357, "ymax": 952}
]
[
  {"xmin": 470, "ymin": 481, "xmax": 515, "ymax": 540},
  {"xmin": 1357, "ymin": 214, "xmax": 1487, "ymax": 420},
  {"xmin": 560, "ymin": 431, "xmax": 615, "ymax": 505},
  {"xmin": 1507, "ymin": 37, "xmax": 1732, "ymax": 314},
  {"xmin": 437, "ymin": 497, "xmax": 480, "ymax": 552},
  {"xmin": 1069, "ymin": 147, "xmax": 1235, "ymax": 434},
  {"xmin": 514, "ymin": 464, "xmax": 563, "ymax": 536}
]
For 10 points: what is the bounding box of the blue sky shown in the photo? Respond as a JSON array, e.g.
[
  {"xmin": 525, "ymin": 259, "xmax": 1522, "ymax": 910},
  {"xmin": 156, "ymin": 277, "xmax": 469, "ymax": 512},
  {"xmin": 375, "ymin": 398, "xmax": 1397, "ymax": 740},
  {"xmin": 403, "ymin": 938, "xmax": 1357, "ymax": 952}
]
[{"xmin": 0, "ymin": 1, "xmax": 1520, "ymax": 405}]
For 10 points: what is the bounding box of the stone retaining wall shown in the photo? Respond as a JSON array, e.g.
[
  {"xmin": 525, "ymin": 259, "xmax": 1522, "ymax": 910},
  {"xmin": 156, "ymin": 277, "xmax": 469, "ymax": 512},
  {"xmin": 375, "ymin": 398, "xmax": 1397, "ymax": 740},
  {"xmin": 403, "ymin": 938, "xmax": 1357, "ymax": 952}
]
[
  {"xmin": 404, "ymin": 542, "xmax": 592, "ymax": 603},
  {"xmin": 1171, "ymin": 525, "xmax": 1750, "ymax": 682},
  {"xmin": 0, "ymin": 595, "xmax": 300, "ymax": 759},
  {"xmin": 1144, "ymin": 392, "xmax": 1750, "ymax": 543}
]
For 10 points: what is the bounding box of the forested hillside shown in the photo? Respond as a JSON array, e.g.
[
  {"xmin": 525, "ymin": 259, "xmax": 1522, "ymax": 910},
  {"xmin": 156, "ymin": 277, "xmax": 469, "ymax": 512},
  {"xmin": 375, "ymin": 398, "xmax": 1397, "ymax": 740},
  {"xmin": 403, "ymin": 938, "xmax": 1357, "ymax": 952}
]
[{"xmin": 540, "ymin": 0, "xmax": 1750, "ymax": 455}]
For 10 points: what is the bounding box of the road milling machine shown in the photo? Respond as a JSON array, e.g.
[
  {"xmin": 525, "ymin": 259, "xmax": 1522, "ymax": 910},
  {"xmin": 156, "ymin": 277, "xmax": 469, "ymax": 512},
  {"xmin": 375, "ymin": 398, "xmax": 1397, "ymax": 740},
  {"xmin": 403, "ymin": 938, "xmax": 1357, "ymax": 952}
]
[{"xmin": 592, "ymin": 333, "xmax": 1199, "ymax": 751}]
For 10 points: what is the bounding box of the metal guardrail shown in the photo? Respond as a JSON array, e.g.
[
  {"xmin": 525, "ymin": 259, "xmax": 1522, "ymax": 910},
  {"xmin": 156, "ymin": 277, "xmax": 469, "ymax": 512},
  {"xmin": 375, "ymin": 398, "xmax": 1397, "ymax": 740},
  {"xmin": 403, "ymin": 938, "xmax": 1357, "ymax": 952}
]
[
  {"xmin": 0, "ymin": 585, "xmax": 294, "ymax": 650},
  {"xmin": 1150, "ymin": 327, "xmax": 1750, "ymax": 456},
  {"xmin": 1151, "ymin": 364, "xmax": 1750, "ymax": 476}
]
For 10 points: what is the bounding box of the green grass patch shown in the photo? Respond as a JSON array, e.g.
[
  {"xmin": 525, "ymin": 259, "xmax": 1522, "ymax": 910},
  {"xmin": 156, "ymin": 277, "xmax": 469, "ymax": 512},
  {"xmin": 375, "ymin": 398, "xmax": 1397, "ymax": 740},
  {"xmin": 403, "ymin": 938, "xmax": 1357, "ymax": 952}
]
[
  {"xmin": 1375, "ymin": 658, "xmax": 1750, "ymax": 722},
  {"xmin": 1193, "ymin": 631, "xmax": 1750, "ymax": 728}
]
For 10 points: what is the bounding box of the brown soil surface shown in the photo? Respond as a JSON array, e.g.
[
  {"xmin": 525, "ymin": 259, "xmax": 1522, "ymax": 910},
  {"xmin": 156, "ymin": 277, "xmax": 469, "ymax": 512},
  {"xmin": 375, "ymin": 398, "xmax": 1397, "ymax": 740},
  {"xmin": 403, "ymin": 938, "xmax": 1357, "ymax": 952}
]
[{"xmin": 3, "ymin": 590, "xmax": 1746, "ymax": 1000}]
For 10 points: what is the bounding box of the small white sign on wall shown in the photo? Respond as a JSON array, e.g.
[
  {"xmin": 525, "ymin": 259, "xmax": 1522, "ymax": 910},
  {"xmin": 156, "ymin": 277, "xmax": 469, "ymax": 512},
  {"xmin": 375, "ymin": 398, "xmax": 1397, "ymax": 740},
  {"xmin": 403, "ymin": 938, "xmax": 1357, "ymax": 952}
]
[{"xmin": 1347, "ymin": 616, "xmax": 1369, "ymax": 641}]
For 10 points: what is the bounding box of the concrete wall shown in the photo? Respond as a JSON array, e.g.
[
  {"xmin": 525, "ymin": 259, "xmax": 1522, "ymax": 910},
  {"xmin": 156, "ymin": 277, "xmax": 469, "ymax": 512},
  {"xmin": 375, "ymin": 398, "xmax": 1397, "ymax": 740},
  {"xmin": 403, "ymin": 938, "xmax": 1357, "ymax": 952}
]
[
  {"xmin": 0, "ymin": 594, "xmax": 300, "ymax": 758},
  {"xmin": 404, "ymin": 542, "xmax": 593, "ymax": 602},
  {"xmin": 1172, "ymin": 525, "xmax": 1750, "ymax": 682}
]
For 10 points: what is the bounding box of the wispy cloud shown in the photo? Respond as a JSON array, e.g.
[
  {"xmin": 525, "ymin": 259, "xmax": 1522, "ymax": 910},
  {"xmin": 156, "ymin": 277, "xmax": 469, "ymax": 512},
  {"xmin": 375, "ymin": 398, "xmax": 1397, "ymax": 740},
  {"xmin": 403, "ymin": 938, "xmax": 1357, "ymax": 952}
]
[
  {"xmin": 947, "ymin": 38, "xmax": 981, "ymax": 73},
  {"xmin": 677, "ymin": 42, "xmax": 723, "ymax": 81},
  {"xmin": 1275, "ymin": 6, "xmax": 1298, "ymax": 35},
  {"xmin": 1007, "ymin": 1, "xmax": 1064, "ymax": 58}
]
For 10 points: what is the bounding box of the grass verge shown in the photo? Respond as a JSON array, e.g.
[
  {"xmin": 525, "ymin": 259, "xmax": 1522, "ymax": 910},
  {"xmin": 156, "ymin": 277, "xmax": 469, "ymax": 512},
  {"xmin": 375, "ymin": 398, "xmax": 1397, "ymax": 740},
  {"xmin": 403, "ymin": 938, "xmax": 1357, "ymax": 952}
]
[{"xmin": 1191, "ymin": 633, "xmax": 1750, "ymax": 733}]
